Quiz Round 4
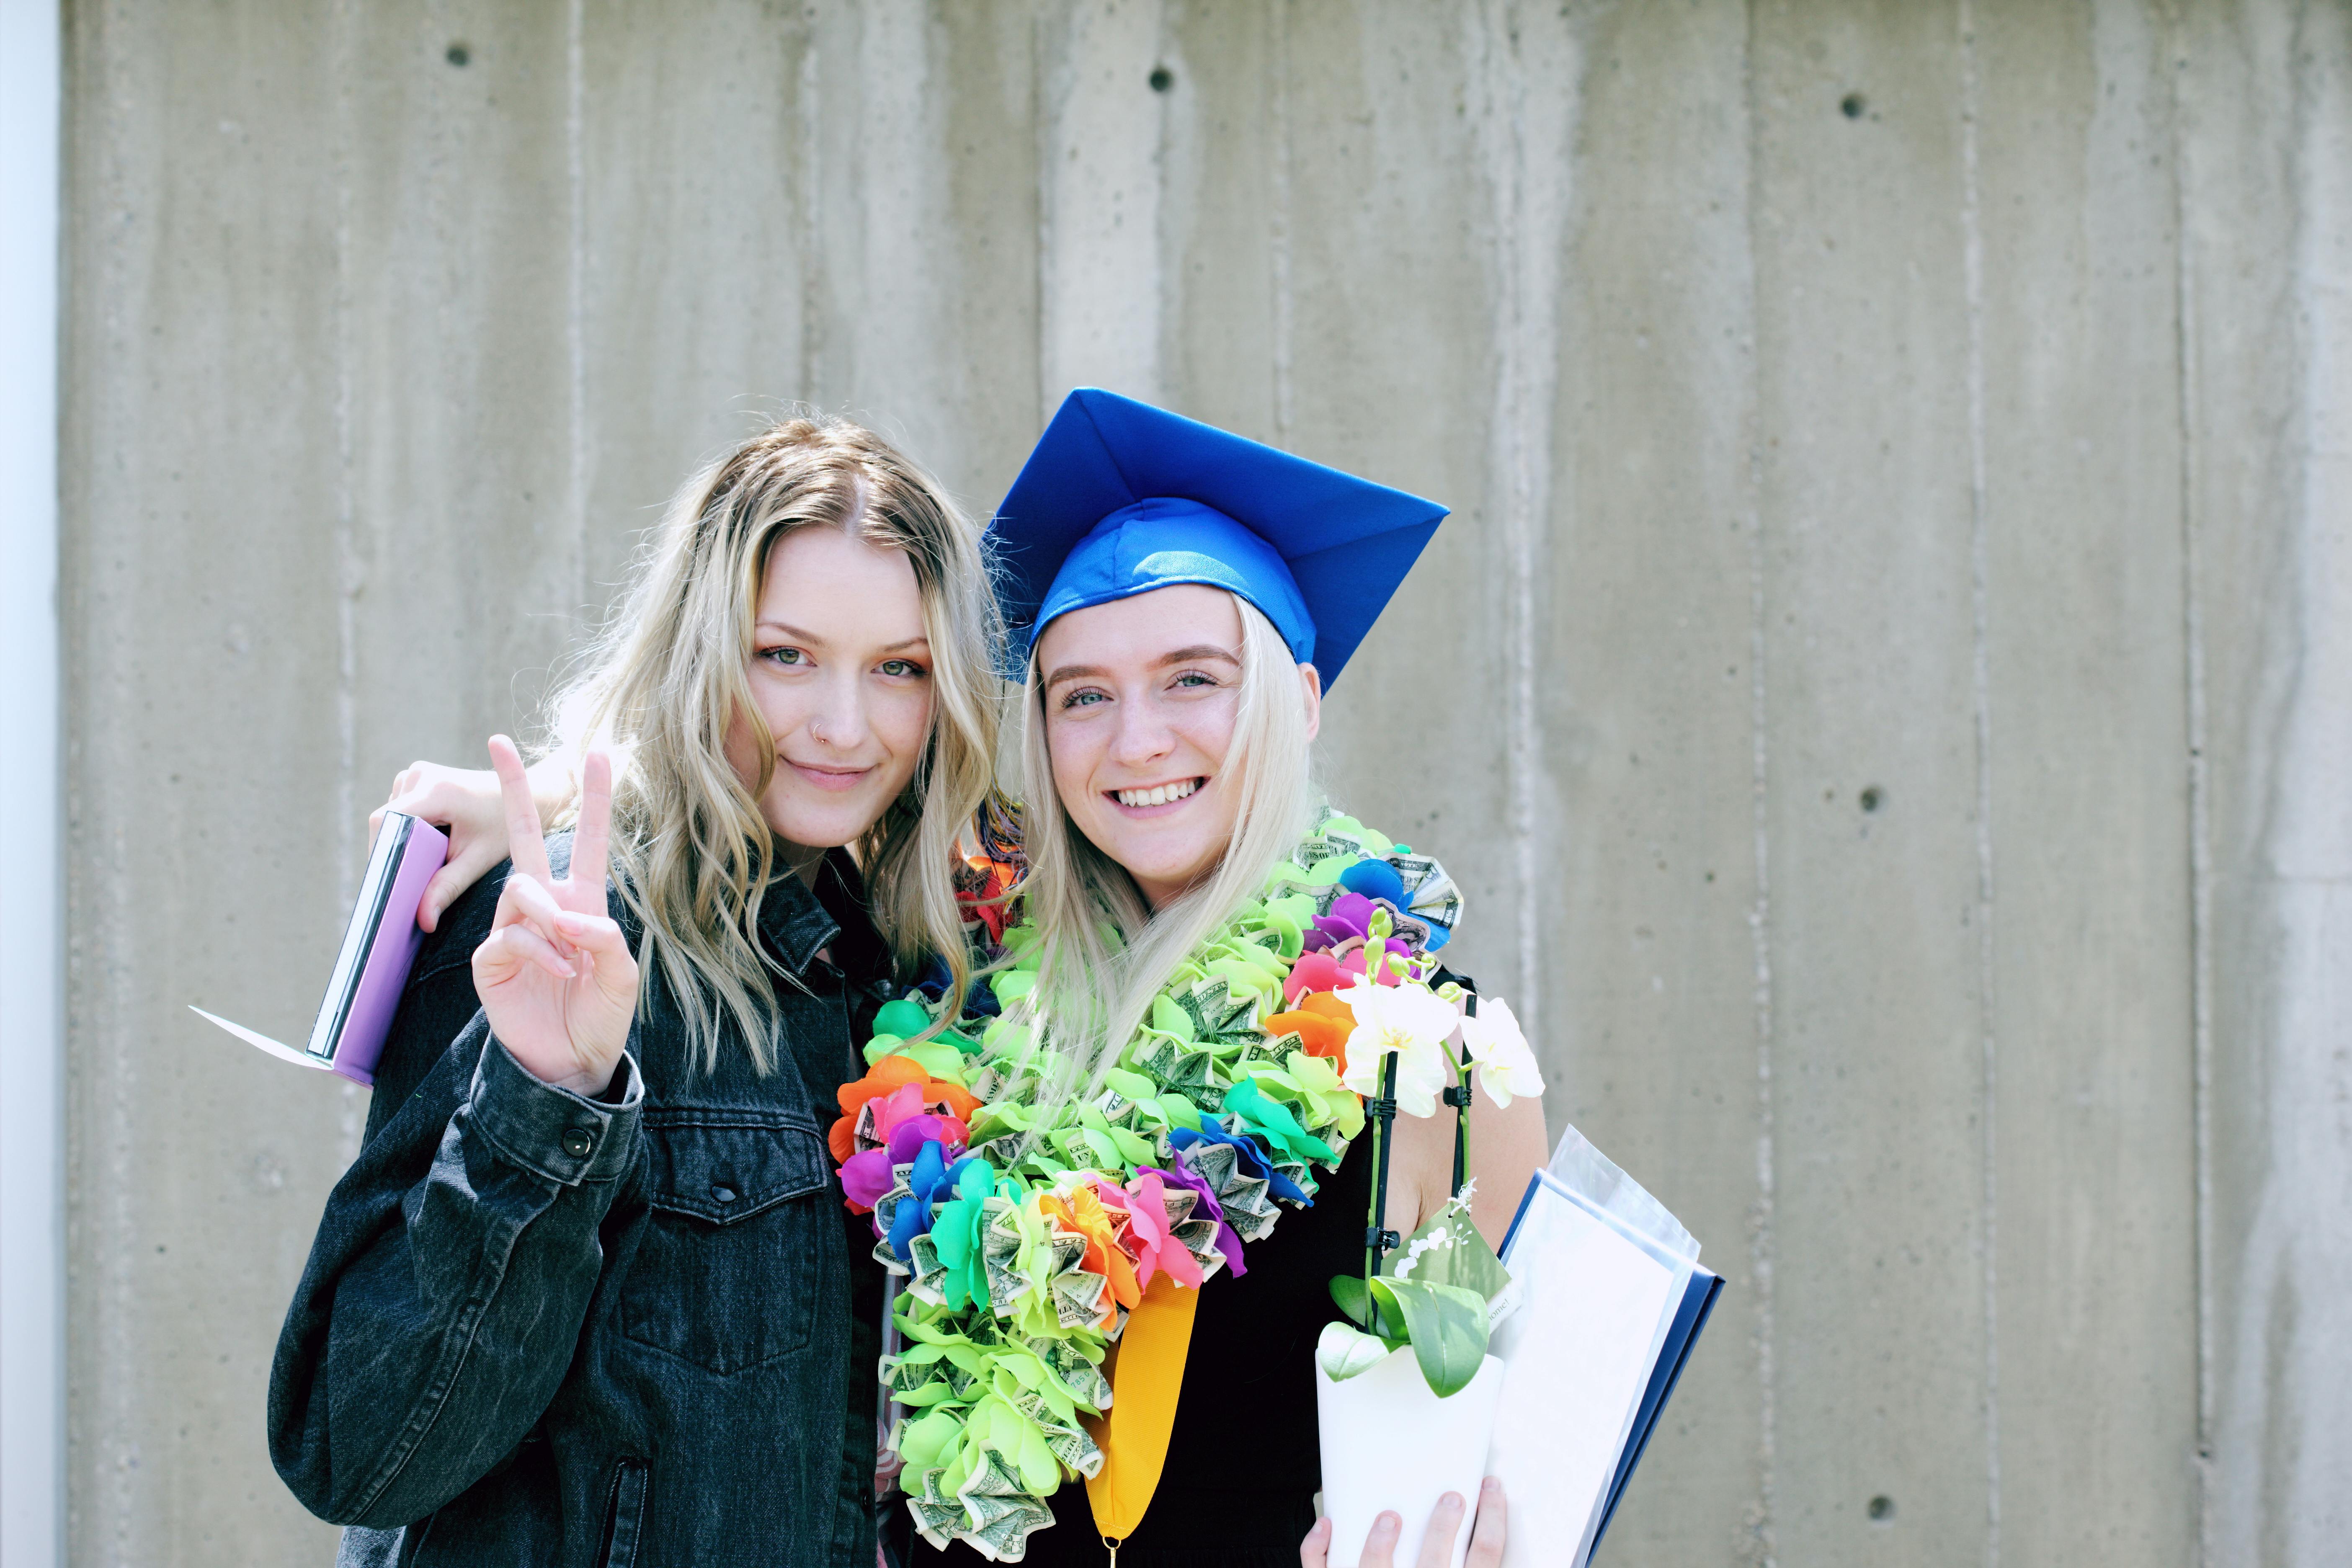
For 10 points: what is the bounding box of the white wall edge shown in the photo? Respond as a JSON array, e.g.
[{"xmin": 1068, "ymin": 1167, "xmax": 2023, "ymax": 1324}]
[{"xmin": 0, "ymin": 0, "xmax": 66, "ymax": 1563}]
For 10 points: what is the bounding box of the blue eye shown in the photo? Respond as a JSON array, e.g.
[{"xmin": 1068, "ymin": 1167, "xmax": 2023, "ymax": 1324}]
[{"xmin": 1060, "ymin": 689, "xmax": 1106, "ymax": 710}]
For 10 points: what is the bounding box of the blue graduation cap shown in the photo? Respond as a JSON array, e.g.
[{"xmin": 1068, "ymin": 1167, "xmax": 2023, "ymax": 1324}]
[{"xmin": 986, "ymin": 389, "xmax": 1449, "ymax": 687}]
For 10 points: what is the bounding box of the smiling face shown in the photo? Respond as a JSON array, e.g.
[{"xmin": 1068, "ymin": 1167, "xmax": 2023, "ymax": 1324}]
[
  {"xmin": 724, "ymin": 524, "xmax": 934, "ymax": 859},
  {"xmin": 1037, "ymin": 584, "xmax": 1321, "ymax": 910}
]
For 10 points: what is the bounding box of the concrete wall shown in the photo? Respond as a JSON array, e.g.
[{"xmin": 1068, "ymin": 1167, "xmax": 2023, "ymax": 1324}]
[{"xmin": 54, "ymin": 1, "xmax": 2352, "ymax": 1563}]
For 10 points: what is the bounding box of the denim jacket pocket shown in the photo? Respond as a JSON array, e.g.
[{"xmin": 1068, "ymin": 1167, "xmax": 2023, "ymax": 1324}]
[
  {"xmin": 621, "ymin": 1110, "xmax": 831, "ymax": 1376},
  {"xmin": 597, "ymin": 1457, "xmax": 650, "ymax": 1568}
]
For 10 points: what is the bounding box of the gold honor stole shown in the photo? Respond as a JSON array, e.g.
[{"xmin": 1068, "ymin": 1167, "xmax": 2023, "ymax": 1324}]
[{"xmin": 1083, "ymin": 1273, "xmax": 1201, "ymax": 1558}]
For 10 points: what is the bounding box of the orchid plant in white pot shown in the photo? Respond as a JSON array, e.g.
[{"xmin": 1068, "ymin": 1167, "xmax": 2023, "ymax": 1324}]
[{"xmin": 1311, "ymin": 981, "xmax": 1540, "ymax": 1568}]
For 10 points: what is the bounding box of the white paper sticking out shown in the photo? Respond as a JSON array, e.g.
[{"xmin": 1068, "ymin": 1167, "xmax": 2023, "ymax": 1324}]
[
  {"xmin": 190, "ymin": 1006, "xmax": 331, "ymax": 1070},
  {"xmin": 1485, "ymin": 1181, "xmax": 1679, "ymax": 1568},
  {"xmin": 1548, "ymin": 1123, "xmax": 1700, "ymax": 1265}
]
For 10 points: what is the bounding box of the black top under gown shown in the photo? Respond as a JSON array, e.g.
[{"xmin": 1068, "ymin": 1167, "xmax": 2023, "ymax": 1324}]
[{"xmin": 906, "ymin": 1127, "xmax": 1379, "ymax": 1568}]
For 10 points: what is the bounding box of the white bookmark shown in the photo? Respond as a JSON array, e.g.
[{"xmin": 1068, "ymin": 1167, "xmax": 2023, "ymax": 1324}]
[{"xmin": 189, "ymin": 1005, "xmax": 332, "ymax": 1070}]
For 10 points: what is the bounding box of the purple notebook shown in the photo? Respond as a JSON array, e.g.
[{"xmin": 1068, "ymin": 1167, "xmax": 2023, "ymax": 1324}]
[{"xmin": 193, "ymin": 811, "xmax": 449, "ymax": 1085}]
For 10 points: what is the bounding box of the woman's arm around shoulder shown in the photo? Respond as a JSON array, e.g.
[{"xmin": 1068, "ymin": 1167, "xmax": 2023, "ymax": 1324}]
[{"xmin": 376, "ymin": 745, "xmax": 580, "ymax": 933}]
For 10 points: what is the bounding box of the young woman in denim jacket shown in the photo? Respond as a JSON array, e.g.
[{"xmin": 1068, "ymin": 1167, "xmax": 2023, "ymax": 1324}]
[{"xmin": 270, "ymin": 415, "xmax": 1005, "ymax": 1568}]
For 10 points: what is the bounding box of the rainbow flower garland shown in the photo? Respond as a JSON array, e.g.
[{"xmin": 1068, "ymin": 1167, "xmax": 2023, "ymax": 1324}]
[{"xmin": 827, "ymin": 811, "xmax": 1496, "ymax": 1561}]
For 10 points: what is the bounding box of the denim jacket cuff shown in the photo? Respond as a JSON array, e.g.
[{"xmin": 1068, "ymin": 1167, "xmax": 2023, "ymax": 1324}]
[{"xmin": 468, "ymin": 1035, "xmax": 644, "ymax": 1186}]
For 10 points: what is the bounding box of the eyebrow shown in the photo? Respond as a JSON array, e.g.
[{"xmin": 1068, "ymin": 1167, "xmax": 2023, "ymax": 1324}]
[
  {"xmin": 757, "ymin": 620, "xmax": 929, "ymax": 653},
  {"xmin": 1042, "ymin": 644, "xmax": 1240, "ymax": 689}
]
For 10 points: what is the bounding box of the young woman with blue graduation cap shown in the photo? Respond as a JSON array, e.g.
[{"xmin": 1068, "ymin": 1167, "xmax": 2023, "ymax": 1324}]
[{"xmin": 848, "ymin": 390, "xmax": 1547, "ymax": 1567}]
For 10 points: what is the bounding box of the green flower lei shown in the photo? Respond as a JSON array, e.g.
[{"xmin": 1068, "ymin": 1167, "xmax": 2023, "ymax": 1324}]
[{"xmin": 832, "ymin": 810, "xmax": 1468, "ymax": 1560}]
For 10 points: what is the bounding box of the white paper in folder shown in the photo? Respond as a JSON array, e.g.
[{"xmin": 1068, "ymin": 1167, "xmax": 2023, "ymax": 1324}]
[{"xmin": 1484, "ymin": 1174, "xmax": 1681, "ymax": 1568}]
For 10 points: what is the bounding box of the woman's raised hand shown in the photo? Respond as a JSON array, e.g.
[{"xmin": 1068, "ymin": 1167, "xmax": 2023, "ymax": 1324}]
[
  {"xmin": 375, "ymin": 753, "xmax": 579, "ymax": 932},
  {"xmin": 1298, "ymin": 1479, "xmax": 1506, "ymax": 1568},
  {"xmin": 469, "ymin": 735, "xmax": 637, "ymax": 1097}
]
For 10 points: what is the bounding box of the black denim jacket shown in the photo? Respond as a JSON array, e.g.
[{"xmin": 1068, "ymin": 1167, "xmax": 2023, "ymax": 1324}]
[{"xmin": 270, "ymin": 834, "xmax": 892, "ymax": 1567}]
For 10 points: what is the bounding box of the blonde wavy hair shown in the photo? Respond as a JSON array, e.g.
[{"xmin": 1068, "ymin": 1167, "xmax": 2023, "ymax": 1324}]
[
  {"xmin": 546, "ymin": 415, "xmax": 1003, "ymax": 1074},
  {"xmin": 1006, "ymin": 594, "xmax": 1318, "ymax": 1128}
]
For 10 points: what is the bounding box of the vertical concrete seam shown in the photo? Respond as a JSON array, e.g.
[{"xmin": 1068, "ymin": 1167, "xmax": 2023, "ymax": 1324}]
[
  {"xmin": 1957, "ymin": 5, "xmax": 2002, "ymax": 1562},
  {"xmin": 89, "ymin": 13, "xmax": 140, "ymax": 1551},
  {"xmin": 799, "ymin": 13, "xmax": 824, "ymax": 402},
  {"xmin": 332, "ymin": 0, "xmax": 365, "ymax": 1163},
  {"xmin": 1026, "ymin": 9, "xmax": 1045, "ymax": 426},
  {"xmin": 1268, "ymin": 0, "xmax": 1294, "ymax": 448},
  {"xmin": 2164, "ymin": 12, "xmax": 2218, "ymax": 1557},
  {"xmin": 1150, "ymin": 0, "xmax": 1174, "ymax": 404},
  {"xmin": 1505, "ymin": 10, "xmax": 1538, "ymax": 1043},
  {"xmin": 2203, "ymin": 23, "xmax": 2319, "ymax": 1562},
  {"xmin": 567, "ymin": 0, "xmax": 588, "ymax": 628},
  {"xmin": 330, "ymin": 0, "xmax": 357, "ymax": 908},
  {"xmin": 1034, "ymin": 0, "xmax": 1168, "ymax": 406},
  {"xmin": 1039, "ymin": 4, "xmax": 1058, "ymax": 423},
  {"xmin": 1740, "ymin": 3, "xmax": 1777, "ymax": 1560},
  {"xmin": 1025, "ymin": 6, "xmax": 1044, "ymax": 425},
  {"xmin": 1470, "ymin": 0, "xmax": 1561, "ymax": 1039},
  {"xmin": 2270, "ymin": 8, "xmax": 2352, "ymax": 1550}
]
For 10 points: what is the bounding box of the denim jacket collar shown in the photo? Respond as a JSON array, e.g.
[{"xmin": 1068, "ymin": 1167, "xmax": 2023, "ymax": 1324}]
[{"xmin": 755, "ymin": 847, "xmax": 890, "ymax": 989}]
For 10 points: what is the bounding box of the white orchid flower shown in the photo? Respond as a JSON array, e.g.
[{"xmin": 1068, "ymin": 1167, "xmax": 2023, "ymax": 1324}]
[
  {"xmin": 1457, "ymin": 995, "xmax": 1544, "ymax": 1107},
  {"xmin": 1338, "ymin": 977, "xmax": 1457, "ymax": 1117}
]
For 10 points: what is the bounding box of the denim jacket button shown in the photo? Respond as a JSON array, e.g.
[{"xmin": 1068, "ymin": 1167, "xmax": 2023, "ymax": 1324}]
[
  {"xmin": 711, "ymin": 1184, "xmax": 737, "ymax": 1205},
  {"xmin": 561, "ymin": 1127, "xmax": 595, "ymax": 1159}
]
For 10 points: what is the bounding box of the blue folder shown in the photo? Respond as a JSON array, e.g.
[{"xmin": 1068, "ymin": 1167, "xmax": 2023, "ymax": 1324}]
[
  {"xmin": 1498, "ymin": 1170, "xmax": 1723, "ymax": 1562},
  {"xmin": 1590, "ymin": 1265, "xmax": 1722, "ymax": 1553}
]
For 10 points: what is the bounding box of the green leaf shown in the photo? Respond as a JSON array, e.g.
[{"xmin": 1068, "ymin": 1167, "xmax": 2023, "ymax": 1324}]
[
  {"xmin": 1369, "ymin": 1277, "xmax": 1491, "ymax": 1398},
  {"xmin": 1381, "ymin": 1202, "xmax": 1513, "ymax": 1305},
  {"xmin": 1328, "ymin": 1273, "xmax": 1371, "ymax": 1328},
  {"xmin": 1315, "ymin": 1320, "xmax": 1396, "ymax": 1382},
  {"xmin": 1102, "ymin": 1068, "xmax": 1158, "ymax": 1102},
  {"xmin": 1303, "ymin": 854, "xmax": 1356, "ymax": 887},
  {"xmin": 1150, "ymin": 994, "xmax": 1196, "ymax": 1042},
  {"xmin": 900, "ymin": 1408, "xmax": 964, "ymax": 1469},
  {"xmin": 1223, "ymin": 1076, "xmax": 1334, "ymax": 1167},
  {"xmin": 874, "ymin": 997, "xmax": 934, "ymax": 1038},
  {"xmin": 1264, "ymin": 892, "xmax": 1317, "ymax": 930},
  {"xmin": 1156, "ymin": 1092, "xmax": 1204, "ymax": 1132},
  {"xmin": 1256, "ymin": 907, "xmax": 1305, "ymax": 959},
  {"xmin": 1015, "ymin": 1418, "xmax": 1059, "ymax": 1493}
]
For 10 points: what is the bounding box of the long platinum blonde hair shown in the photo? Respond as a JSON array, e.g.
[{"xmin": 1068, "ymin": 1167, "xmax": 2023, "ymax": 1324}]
[
  {"xmin": 1007, "ymin": 593, "xmax": 1318, "ymax": 1127},
  {"xmin": 547, "ymin": 415, "xmax": 1003, "ymax": 1073}
]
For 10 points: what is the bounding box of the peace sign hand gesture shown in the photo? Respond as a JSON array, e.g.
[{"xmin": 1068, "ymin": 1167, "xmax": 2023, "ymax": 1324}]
[{"xmin": 469, "ymin": 735, "xmax": 638, "ymax": 1098}]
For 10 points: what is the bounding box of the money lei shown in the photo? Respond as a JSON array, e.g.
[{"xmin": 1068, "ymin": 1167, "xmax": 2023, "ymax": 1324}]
[{"xmin": 829, "ymin": 810, "xmax": 1465, "ymax": 1562}]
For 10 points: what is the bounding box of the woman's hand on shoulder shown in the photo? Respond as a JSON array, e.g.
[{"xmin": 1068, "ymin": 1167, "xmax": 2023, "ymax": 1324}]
[
  {"xmin": 375, "ymin": 751, "xmax": 580, "ymax": 933},
  {"xmin": 469, "ymin": 736, "xmax": 637, "ymax": 1098},
  {"xmin": 1299, "ymin": 1479, "xmax": 1506, "ymax": 1568}
]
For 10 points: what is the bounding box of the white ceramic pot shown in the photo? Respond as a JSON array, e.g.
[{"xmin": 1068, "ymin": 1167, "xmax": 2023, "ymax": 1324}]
[{"xmin": 1315, "ymin": 1347, "xmax": 1506, "ymax": 1568}]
